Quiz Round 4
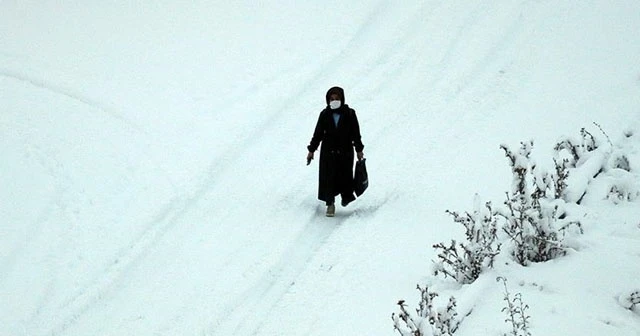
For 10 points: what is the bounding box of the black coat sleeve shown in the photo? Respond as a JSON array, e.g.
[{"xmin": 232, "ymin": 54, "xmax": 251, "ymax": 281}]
[
  {"xmin": 350, "ymin": 109, "xmax": 364, "ymax": 153},
  {"xmin": 307, "ymin": 111, "xmax": 325, "ymax": 152}
]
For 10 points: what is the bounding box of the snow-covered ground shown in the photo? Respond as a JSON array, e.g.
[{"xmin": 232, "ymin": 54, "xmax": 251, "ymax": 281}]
[{"xmin": 1, "ymin": 1, "xmax": 639, "ymax": 335}]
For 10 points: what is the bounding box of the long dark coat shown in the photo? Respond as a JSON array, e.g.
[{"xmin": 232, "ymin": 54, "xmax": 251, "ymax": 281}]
[{"xmin": 307, "ymin": 87, "xmax": 364, "ymax": 203}]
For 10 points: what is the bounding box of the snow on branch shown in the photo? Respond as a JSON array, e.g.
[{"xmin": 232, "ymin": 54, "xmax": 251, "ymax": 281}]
[
  {"xmin": 392, "ymin": 285, "xmax": 459, "ymax": 336},
  {"xmin": 433, "ymin": 195, "xmax": 501, "ymax": 284}
]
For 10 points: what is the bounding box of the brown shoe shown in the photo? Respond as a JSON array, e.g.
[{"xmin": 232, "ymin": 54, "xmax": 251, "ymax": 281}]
[{"xmin": 326, "ymin": 204, "xmax": 335, "ymax": 217}]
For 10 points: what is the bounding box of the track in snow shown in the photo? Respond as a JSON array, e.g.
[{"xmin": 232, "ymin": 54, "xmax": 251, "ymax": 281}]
[{"xmin": 209, "ymin": 206, "xmax": 350, "ymax": 335}]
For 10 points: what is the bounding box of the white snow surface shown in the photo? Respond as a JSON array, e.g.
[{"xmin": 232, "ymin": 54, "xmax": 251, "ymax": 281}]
[{"xmin": 1, "ymin": 1, "xmax": 640, "ymax": 335}]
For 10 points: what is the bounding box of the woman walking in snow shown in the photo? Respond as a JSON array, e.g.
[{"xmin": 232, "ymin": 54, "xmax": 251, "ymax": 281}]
[{"xmin": 307, "ymin": 86, "xmax": 365, "ymax": 217}]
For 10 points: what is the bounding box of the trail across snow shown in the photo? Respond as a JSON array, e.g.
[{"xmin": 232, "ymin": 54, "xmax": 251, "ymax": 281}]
[{"xmin": 1, "ymin": 1, "xmax": 640, "ymax": 335}]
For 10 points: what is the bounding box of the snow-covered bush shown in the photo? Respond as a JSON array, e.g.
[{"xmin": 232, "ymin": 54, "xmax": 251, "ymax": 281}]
[
  {"xmin": 497, "ymin": 277, "xmax": 532, "ymax": 336},
  {"xmin": 618, "ymin": 290, "xmax": 640, "ymax": 312},
  {"xmin": 392, "ymin": 285, "xmax": 459, "ymax": 336},
  {"xmin": 609, "ymin": 152, "xmax": 631, "ymax": 171},
  {"xmin": 395, "ymin": 126, "xmax": 636, "ymax": 334},
  {"xmin": 554, "ymin": 127, "xmax": 600, "ymax": 168},
  {"xmin": 551, "ymin": 157, "xmax": 570, "ymax": 200},
  {"xmin": 603, "ymin": 150, "xmax": 639, "ymax": 203},
  {"xmin": 606, "ymin": 171, "xmax": 640, "ymax": 203},
  {"xmin": 498, "ymin": 141, "xmax": 582, "ymax": 265},
  {"xmin": 432, "ymin": 195, "xmax": 501, "ymax": 284},
  {"xmin": 555, "ymin": 125, "xmax": 640, "ymax": 205},
  {"xmin": 553, "ymin": 127, "xmax": 604, "ymax": 203}
]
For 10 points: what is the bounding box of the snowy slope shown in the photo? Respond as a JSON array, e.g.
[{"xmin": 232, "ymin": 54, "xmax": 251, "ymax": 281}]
[{"xmin": 1, "ymin": 1, "xmax": 639, "ymax": 335}]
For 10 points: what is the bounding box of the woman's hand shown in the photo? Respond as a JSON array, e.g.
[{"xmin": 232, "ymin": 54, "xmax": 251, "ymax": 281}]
[
  {"xmin": 357, "ymin": 152, "xmax": 364, "ymax": 161},
  {"xmin": 306, "ymin": 152, "xmax": 314, "ymax": 165}
]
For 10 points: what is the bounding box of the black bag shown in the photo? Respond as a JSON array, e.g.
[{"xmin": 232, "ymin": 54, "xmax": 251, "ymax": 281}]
[{"xmin": 354, "ymin": 158, "xmax": 368, "ymax": 196}]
